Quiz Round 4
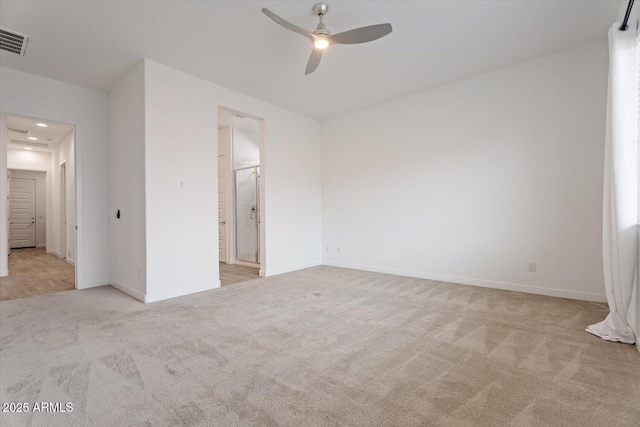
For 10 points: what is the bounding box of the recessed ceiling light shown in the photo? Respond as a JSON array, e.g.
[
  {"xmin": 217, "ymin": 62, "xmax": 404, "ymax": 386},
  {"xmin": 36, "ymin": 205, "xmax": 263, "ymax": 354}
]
[
  {"xmin": 36, "ymin": 123, "xmax": 48, "ymax": 127},
  {"xmin": 24, "ymin": 147, "xmax": 33, "ymax": 150},
  {"xmin": 27, "ymin": 137, "xmax": 37, "ymax": 140}
]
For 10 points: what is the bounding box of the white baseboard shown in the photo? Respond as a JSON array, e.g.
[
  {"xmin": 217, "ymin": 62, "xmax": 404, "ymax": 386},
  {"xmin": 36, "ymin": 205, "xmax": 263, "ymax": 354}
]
[
  {"xmin": 262, "ymin": 260, "xmax": 322, "ymax": 278},
  {"xmin": 49, "ymin": 250, "xmax": 61, "ymax": 257},
  {"xmin": 235, "ymin": 260, "xmax": 260, "ymax": 268},
  {"xmin": 259, "ymin": 269, "xmax": 265, "ymax": 277},
  {"xmin": 37, "ymin": 244, "xmax": 46, "ymax": 248},
  {"xmin": 0, "ymin": 269, "xmax": 7, "ymax": 277},
  {"xmin": 322, "ymin": 261, "xmax": 608, "ymax": 303},
  {"xmin": 111, "ymin": 280, "xmax": 145, "ymax": 302},
  {"xmin": 78, "ymin": 279, "xmax": 109, "ymax": 290},
  {"xmin": 66, "ymin": 258, "xmax": 75, "ymax": 266},
  {"xmin": 144, "ymin": 280, "xmax": 221, "ymax": 303}
]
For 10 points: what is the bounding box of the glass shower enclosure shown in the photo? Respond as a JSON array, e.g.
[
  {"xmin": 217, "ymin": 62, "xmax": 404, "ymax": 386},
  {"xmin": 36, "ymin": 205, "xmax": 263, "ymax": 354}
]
[{"xmin": 235, "ymin": 166, "xmax": 260, "ymax": 264}]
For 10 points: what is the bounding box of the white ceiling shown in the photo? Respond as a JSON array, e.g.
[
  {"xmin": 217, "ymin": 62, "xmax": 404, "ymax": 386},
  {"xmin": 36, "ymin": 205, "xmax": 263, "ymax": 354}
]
[
  {"xmin": 4, "ymin": 115, "xmax": 74, "ymax": 152},
  {"xmin": 0, "ymin": 1, "xmax": 619, "ymax": 120}
]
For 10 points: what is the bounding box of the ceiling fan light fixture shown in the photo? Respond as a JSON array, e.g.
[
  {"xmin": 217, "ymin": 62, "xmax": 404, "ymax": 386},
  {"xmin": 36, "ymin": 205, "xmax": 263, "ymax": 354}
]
[
  {"xmin": 262, "ymin": 3, "xmax": 392, "ymax": 75},
  {"xmin": 314, "ymin": 39, "xmax": 329, "ymax": 49}
]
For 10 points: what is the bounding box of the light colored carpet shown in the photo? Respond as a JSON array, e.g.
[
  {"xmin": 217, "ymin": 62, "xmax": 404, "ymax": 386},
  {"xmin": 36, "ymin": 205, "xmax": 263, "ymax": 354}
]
[{"xmin": 1, "ymin": 266, "xmax": 639, "ymax": 426}]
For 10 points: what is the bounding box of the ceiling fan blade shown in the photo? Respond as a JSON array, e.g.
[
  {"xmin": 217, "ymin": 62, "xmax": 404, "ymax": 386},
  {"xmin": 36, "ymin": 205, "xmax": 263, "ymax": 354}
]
[
  {"xmin": 305, "ymin": 48, "xmax": 323, "ymax": 75},
  {"xmin": 262, "ymin": 8, "xmax": 315, "ymax": 41},
  {"xmin": 330, "ymin": 23, "xmax": 392, "ymax": 44}
]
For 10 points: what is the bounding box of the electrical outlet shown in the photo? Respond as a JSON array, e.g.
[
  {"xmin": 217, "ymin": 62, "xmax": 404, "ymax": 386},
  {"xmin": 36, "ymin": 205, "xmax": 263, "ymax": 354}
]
[{"xmin": 528, "ymin": 262, "xmax": 536, "ymax": 272}]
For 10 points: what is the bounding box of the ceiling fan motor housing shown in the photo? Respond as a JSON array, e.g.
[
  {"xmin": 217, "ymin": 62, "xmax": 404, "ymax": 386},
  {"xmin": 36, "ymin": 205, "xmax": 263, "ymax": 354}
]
[
  {"xmin": 313, "ymin": 3, "xmax": 329, "ymax": 16},
  {"xmin": 314, "ymin": 22, "xmax": 330, "ymax": 36}
]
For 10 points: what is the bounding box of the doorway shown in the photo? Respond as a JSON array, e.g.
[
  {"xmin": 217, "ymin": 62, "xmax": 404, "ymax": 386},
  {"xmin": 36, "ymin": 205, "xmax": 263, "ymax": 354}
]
[
  {"xmin": 0, "ymin": 114, "xmax": 76, "ymax": 300},
  {"xmin": 217, "ymin": 107, "xmax": 263, "ymax": 286}
]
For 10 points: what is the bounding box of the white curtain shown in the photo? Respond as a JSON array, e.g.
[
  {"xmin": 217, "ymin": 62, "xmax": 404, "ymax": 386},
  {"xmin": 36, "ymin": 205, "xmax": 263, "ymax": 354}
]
[{"xmin": 586, "ymin": 22, "xmax": 638, "ymax": 344}]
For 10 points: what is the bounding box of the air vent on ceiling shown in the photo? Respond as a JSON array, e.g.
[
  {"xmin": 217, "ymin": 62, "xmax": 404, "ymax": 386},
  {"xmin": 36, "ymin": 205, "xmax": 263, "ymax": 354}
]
[
  {"xmin": 0, "ymin": 28, "xmax": 29, "ymax": 56},
  {"xmin": 10, "ymin": 139, "xmax": 48, "ymax": 148},
  {"xmin": 6, "ymin": 127, "xmax": 30, "ymax": 135}
]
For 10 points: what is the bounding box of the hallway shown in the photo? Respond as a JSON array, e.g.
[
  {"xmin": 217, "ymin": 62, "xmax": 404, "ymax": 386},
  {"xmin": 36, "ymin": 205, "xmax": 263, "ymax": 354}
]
[
  {"xmin": 219, "ymin": 262, "xmax": 260, "ymax": 286},
  {"xmin": 0, "ymin": 248, "xmax": 75, "ymax": 301}
]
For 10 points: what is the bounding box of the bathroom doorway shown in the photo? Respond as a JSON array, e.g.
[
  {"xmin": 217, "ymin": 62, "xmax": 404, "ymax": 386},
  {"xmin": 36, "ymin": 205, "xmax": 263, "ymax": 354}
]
[{"xmin": 217, "ymin": 107, "xmax": 263, "ymax": 286}]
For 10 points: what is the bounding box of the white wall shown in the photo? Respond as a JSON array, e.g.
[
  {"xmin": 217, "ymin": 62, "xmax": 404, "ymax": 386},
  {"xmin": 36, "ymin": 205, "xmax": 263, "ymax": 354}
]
[
  {"xmin": 233, "ymin": 128, "xmax": 260, "ymax": 169},
  {"xmin": 7, "ymin": 148, "xmax": 51, "ymax": 171},
  {"xmin": 321, "ymin": 40, "xmax": 609, "ymax": 302},
  {"xmin": 0, "ymin": 66, "xmax": 110, "ymax": 287},
  {"xmin": 8, "ymin": 168, "xmax": 47, "ymax": 247},
  {"xmin": 143, "ymin": 61, "xmax": 219, "ymax": 301},
  {"xmin": 618, "ymin": 0, "xmax": 639, "ymax": 28},
  {"xmin": 141, "ymin": 59, "xmax": 321, "ymax": 302},
  {"xmin": 109, "ymin": 61, "xmax": 146, "ymax": 301},
  {"xmin": 50, "ymin": 132, "xmax": 76, "ymax": 263}
]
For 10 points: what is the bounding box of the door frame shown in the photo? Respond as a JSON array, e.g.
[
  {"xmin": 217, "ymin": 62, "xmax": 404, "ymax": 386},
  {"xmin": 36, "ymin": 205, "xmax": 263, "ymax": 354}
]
[
  {"xmin": 60, "ymin": 161, "xmax": 66, "ymax": 259},
  {"xmin": 0, "ymin": 109, "xmax": 80, "ymax": 289},
  {"xmin": 217, "ymin": 153, "xmax": 229, "ymax": 263},
  {"xmin": 233, "ymin": 165, "xmax": 260, "ymax": 267},
  {"xmin": 217, "ymin": 127, "xmax": 234, "ymax": 264}
]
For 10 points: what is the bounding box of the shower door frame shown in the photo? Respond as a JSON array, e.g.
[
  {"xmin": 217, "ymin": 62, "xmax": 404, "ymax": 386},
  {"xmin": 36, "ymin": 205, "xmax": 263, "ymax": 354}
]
[{"xmin": 234, "ymin": 165, "xmax": 260, "ymax": 267}]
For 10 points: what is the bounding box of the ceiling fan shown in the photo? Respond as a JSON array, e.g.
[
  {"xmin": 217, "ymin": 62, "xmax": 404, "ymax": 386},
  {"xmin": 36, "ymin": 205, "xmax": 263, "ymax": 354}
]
[{"xmin": 262, "ymin": 3, "xmax": 393, "ymax": 75}]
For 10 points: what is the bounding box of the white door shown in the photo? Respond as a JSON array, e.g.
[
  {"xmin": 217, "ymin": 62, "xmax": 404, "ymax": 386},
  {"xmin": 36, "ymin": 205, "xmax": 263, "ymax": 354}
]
[
  {"xmin": 218, "ymin": 155, "xmax": 227, "ymax": 263},
  {"xmin": 9, "ymin": 177, "xmax": 36, "ymax": 249}
]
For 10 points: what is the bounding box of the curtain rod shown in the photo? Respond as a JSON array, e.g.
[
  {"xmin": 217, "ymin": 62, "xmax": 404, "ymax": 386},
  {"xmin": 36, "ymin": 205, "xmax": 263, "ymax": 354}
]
[{"xmin": 620, "ymin": 0, "xmax": 635, "ymax": 31}]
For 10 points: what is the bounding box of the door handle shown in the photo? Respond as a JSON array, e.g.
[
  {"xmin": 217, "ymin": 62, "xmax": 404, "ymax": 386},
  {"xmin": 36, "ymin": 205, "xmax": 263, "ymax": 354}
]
[{"xmin": 219, "ymin": 221, "xmax": 226, "ymax": 225}]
